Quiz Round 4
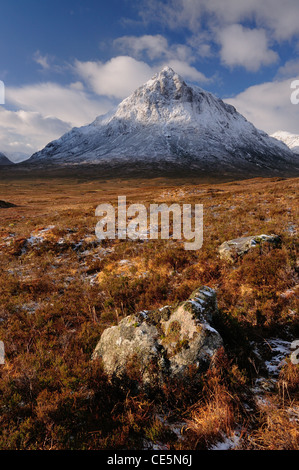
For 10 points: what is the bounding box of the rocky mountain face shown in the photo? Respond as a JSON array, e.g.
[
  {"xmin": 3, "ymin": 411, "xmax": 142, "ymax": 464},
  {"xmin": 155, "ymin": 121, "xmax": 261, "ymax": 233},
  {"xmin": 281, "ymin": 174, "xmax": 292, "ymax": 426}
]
[
  {"xmin": 26, "ymin": 67, "xmax": 299, "ymax": 178},
  {"xmin": 271, "ymin": 131, "xmax": 299, "ymax": 154}
]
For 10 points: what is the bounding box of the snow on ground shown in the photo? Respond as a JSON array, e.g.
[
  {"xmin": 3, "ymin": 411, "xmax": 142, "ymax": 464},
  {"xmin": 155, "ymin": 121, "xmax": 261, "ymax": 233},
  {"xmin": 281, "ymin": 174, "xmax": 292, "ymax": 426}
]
[
  {"xmin": 264, "ymin": 338, "xmax": 292, "ymax": 377},
  {"xmin": 27, "ymin": 226, "xmax": 56, "ymax": 245},
  {"xmin": 210, "ymin": 432, "xmax": 241, "ymax": 450}
]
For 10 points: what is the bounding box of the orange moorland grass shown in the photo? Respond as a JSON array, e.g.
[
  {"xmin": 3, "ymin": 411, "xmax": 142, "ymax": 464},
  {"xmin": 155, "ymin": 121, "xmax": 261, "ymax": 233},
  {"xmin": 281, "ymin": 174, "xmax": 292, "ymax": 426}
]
[
  {"xmin": 175, "ymin": 349, "xmax": 252, "ymax": 450},
  {"xmin": 243, "ymin": 359, "xmax": 299, "ymax": 451},
  {"xmin": 0, "ymin": 175, "xmax": 298, "ymax": 449},
  {"xmin": 246, "ymin": 405, "xmax": 299, "ymax": 450}
]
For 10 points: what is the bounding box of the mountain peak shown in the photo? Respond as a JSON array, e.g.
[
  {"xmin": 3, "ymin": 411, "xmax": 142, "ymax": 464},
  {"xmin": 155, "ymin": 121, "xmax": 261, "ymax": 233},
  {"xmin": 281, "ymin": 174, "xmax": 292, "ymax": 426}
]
[
  {"xmin": 27, "ymin": 67, "xmax": 298, "ymax": 178},
  {"xmin": 120, "ymin": 66, "xmax": 191, "ymax": 111},
  {"xmin": 157, "ymin": 66, "xmax": 179, "ymax": 79},
  {"xmin": 145, "ymin": 66, "xmax": 186, "ymax": 91}
]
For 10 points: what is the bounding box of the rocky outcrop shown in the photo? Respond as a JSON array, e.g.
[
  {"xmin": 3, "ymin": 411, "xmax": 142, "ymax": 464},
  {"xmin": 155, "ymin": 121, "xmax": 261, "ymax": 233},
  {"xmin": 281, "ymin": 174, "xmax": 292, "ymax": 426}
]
[
  {"xmin": 92, "ymin": 286, "xmax": 223, "ymax": 388},
  {"xmin": 218, "ymin": 234, "xmax": 281, "ymax": 263},
  {"xmin": 0, "ymin": 200, "xmax": 16, "ymax": 208}
]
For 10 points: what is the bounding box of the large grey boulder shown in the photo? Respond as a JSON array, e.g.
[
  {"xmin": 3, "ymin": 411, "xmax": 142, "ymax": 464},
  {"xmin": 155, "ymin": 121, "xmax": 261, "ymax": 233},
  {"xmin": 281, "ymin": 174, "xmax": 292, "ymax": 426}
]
[
  {"xmin": 218, "ymin": 234, "xmax": 281, "ymax": 263},
  {"xmin": 92, "ymin": 286, "xmax": 223, "ymax": 387}
]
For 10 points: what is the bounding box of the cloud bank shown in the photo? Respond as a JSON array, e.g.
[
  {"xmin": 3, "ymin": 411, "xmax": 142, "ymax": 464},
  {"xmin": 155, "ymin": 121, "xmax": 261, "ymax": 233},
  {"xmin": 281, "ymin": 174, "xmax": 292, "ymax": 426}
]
[{"xmin": 225, "ymin": 78, "xmax": 299, "ymax": 135}]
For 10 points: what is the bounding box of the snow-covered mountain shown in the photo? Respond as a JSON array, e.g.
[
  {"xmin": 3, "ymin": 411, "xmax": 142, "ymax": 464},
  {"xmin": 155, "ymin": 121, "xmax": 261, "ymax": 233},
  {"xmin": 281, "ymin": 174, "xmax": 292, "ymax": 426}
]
[
  {"xmin": 0, "ymin": 152, "xmax": 13, "ymax": 166},
  {"xmin": 271, "ymin": 131, "xmax": 299, "ymax": 155},
  {"xmin": 27, "ymin": 67, "xmax": 298, "ymax": 177}
]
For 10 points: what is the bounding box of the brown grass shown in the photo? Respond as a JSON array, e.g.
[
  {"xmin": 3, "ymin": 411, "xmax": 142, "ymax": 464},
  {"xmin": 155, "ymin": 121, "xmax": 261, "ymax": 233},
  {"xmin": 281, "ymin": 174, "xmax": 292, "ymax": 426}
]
[{"xmin": 0, "ymin": 175, "xmax": 298, "ymax": 449}]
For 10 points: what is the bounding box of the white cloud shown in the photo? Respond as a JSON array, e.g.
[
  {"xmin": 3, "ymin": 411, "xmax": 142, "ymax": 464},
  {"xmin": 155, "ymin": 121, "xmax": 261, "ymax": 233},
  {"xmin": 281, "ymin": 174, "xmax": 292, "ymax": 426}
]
[
  {"xmin": 6, "ymin": 82, "xmax": 112, "ymax": 127},
  {"xmin": 1, "ymin": 82, "xmax": 113, "ymax": 160},
  {"xmin": 0, "ymin": 108, "xmax": 71, "ymax": 160},
  {"xmin": 138, "ymin": 0, "xmax": 299, "ymax": 74},
  {"xmin": 140, "ymin": 0, "xmax": 299, "ymax": 41},
  {"xmin": 162, "ymin": 60, "xmax": 211, "ymax": 83},
  {"xmin": 33, "ymin": 51, "xmax": 51, "ymax": 71},
  {"xmin": 114, "ymin": 35, "xmax": 169, "ymax": 60},
  {"xmin": 32, "ymin": 50, "xmax": 69, "ymax": 75},
  {"xmin": 225, "ymin": 77, "xmax": 299, "ymax": 134},
  {"xmin": 114, "ymin": 34, "xmax": 193, "ymax": 63},
  {"xmin": 202, "ymin": 0, "xmax": 292, "ymax": 35},
  {"xmin": 69, "ymin": 81, "xmax": 85, "ymax": 91},
  {"xmin": 250, "ymin": 0, "xmax": 299, "ymax": 41},
  {"xmin": 139, "ymin": 0, "xmax": 203, "ymax": 32},
  {"xmin": 112, "ymin": 36, "xmax": 212, "ymax": 83},
  {"xmin": 276, "ymin": 58, "xmax": 299, "ymax": 79},
  {"xmin": 218, "ymin": 24, "xmax": 278, "ymax": 71},
  {"xmin": 74, "ymin": 56, "xmax": 154, "ymax": 99},
  {"xmin": 187, "ymin": 32, "xmax": 214, "ymax": 58}
]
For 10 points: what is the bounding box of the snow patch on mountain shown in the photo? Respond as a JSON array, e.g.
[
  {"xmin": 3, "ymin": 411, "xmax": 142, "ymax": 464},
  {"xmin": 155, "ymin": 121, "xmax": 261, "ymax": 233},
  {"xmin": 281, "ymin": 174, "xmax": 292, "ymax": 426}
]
[{"xmin": 271, "ymin": 131, "xmax": 299, "ymax": 154}]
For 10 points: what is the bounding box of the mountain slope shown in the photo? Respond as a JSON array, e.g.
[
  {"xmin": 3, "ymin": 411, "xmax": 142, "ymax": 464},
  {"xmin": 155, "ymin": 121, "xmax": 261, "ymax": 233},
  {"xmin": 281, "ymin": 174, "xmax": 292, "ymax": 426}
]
[
  {"xmin": 27, "ymin": 67, "xmax": 298, "ymax": 177},
  {"xmin": 271, "ymin": 131, "xmax": 299, "ymax": 154},
  {"xmin": 0, "ymin": 152, "xmax": 13, "ymax": 166}
]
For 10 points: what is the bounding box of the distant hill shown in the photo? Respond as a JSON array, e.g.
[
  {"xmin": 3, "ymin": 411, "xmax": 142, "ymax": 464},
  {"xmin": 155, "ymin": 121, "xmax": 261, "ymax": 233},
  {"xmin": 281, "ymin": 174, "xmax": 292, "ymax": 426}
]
[{"xmin": 0, "ymin": 152, "xmax": 13, "ymax": 166}]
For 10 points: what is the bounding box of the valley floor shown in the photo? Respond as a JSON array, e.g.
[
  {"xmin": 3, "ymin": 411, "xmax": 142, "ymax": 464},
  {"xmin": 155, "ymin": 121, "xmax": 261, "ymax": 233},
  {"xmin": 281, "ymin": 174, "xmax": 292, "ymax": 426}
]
[{"xmin": 0, "ymin": 175, "xmax": 298, "ymax": 450}]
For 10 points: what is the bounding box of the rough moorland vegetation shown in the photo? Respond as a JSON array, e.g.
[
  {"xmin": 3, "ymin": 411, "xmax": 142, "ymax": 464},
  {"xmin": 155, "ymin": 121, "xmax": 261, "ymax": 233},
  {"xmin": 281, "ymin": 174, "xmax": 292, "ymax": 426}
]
[{"xmin": 0, "ymin": 176, "xmax": 298, "ymax": 450}]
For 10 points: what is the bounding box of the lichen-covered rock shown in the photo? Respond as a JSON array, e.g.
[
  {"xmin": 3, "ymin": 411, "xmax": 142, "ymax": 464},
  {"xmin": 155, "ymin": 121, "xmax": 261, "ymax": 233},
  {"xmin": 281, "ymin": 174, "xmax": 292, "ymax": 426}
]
[
  {"xmin": 161, "ymin": 288, "xmax": 223, "ymax": 376},
  {"xmin": 92, "ymin": 315, "xmax": 165, "ymax": 385},
  {"xmin": 218, "ymin": 234, "xmax": 281, "ymax": 263},
  {"xmin": 92, "ymin": 286, "xmax": 223, "ymax": 387}
]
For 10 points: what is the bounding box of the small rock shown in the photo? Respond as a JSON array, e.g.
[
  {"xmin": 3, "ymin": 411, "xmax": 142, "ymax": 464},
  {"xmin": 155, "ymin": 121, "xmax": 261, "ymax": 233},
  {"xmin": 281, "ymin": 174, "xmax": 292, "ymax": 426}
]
[{"xmin": 218, "ymin": 234, "xmax": 281, "ymax": 263}]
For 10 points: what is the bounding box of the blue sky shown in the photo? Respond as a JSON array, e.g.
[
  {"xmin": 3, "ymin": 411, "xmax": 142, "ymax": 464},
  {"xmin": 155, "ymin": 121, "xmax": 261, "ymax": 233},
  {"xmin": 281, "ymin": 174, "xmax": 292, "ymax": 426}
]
[{"xmin": 0, "ymin": 0, "xmax": 299, "ymax": 161}]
